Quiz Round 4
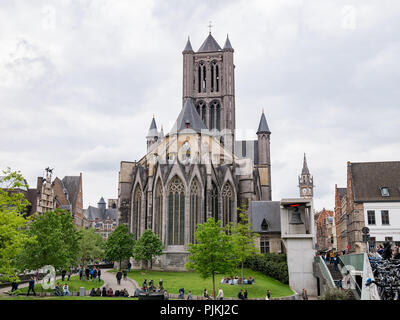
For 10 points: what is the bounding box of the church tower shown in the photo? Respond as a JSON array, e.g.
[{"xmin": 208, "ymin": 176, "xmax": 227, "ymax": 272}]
[
  {"xmin": 256, "ymin": 110, "xmax": 272, "ymax": 200},
  {"xmin": 299, "ymin": 153, "xmax": 314, "ymax": 198},
  {"xmin": 182, "ymin": 31, "xmax": 235, "ymax": 149}
]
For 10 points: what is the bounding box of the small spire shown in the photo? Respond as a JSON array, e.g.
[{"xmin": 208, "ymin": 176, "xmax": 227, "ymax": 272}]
[
  {"xmin": 147, "ymin": 116, "xmax": 158, "ymax": 138},
  {"xmin": 257, "ymin": 111, "xmax": 271, "ymax": 134},
  {"xmin": 302, "ymin": 153, "xmax": 310, "ymax": 175},
  {"xmin": 183, "ymin": 36, "xmax": 194, "ymax": 53},
  {"xmin": 223, "ymin": 34, "xmax": 234, "ymax": 51}
]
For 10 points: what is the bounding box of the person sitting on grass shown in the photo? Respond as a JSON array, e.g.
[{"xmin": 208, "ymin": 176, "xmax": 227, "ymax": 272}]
[
  {"xmin": 90, "ymin": 288, "xmax": 96, "ymax": 296},
  {"xmin": 220, "ymin": 276, "xmax": 226, "ymax": 284},
  {"xmin": 238, "ymin": 289, "xmax": 245, "ymax": 300},
  {"xmin": 121, "ymin": 288, "xmax": 129, "ymax": 297},
  {"xmin": 54, "ymin": 283, "xmax": 62, "ymax": 296},
  {"xmin": 102, "ymin": 287, "xmax": 107, "ymax": 297},
  {"xmin": 63, "ymin": 283, "xmax": 70, "ymax": 296},
  {"xmin": 244, "ymin": 289, "xmax": 248, "ymax": 299},
  {"xmin": 114, "ymin": 289, "xmax": 120, "ymax": 297},
  {"xmin": 107, "ymin": 288, "xmax": 113, "ymax": 297},
  {"xmin": 163, "ymin": 290, "xmax": 169, "ymax": 300},
  {"xmin": 203, "ymin": 288, "xmax": 209, "ymax": 300},
  {"xmin": 156, "ymin": 284, "xmax": 161, "ymax": 292},
  {"xmin": 96, "ymin": 288, "xmax": 101, "ymax": 296}
]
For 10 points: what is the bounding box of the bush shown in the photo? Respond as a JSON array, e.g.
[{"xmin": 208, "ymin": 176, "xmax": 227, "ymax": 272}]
[
  {"xmin": 8, "ymin": 289, "xmax": 22, "ymax": 296},
  {"xmin": 319, "ymin": 287, "xmax": 354, "ymax": 300},
  {"xmin": 243, "ymin": 254, "xmax": 289, "ymax": 284}
]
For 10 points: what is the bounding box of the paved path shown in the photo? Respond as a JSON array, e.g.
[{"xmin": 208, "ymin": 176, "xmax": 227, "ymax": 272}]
[{"xmin": 101, "ymin": 269, "xmax": 139, "ymax": 297}]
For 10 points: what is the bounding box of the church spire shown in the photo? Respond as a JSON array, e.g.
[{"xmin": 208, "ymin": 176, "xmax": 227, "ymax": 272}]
[
  {"xmin": 183, "ymin": 36, "xmax": 194, "ymax": 53},
  {"xmin": 147, "ymin": 116, "xmax": 158, "ymax": 138},
  {"xmin": 302, "ymin": 153, "xmax": 310, "ymax": 175},
  {"xmin": 257, "ymin": 110, "xmax": 271, "ymax": 134},
  {"xmin": 223, "ymin": 34, "xmax": 234, "ymax": 52}
]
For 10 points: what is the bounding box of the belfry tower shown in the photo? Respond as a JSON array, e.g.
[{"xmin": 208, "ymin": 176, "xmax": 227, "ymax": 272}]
[
  {"xmin": 299, "ymin": 153, "xmax": 314, "ymax": 198},
  {"xmin": 182, "ymin": 30, "xmax": 235, "ymax": 149}
]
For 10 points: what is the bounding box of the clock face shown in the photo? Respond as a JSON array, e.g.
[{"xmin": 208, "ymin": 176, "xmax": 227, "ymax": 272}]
[{"xmin": 302, "ymin": 188, "xmax": 307, "ymax": 194}]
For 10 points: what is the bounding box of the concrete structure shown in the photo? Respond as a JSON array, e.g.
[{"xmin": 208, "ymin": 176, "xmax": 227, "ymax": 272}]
[
  {"xmin": 280, "ymin": 198, "xmax": 317, "ymax": 296},
  {"xmin": 118, "ymin": 32, "xmax": 274, "ymax": 270}
]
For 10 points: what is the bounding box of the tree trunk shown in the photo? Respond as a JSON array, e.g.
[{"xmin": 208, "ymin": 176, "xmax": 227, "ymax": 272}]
[
  {"xmin": 212, "ymin": 272, "xmax": 216, "ymax": 300},
  {"xmin": 241, "ymin": 261, "xmax": 244, "ymax": 283},
  {"xmin": 119, "ymin": 259, "xmax": 122, "ymax": 271}
]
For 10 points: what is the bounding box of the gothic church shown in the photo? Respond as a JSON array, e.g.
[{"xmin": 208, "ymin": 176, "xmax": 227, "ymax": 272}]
[{"xmin": 118, "ymin": 32, "xmax": 273, "ymax": 270}]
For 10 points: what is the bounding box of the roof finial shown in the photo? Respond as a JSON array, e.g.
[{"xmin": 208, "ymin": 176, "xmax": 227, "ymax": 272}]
[
  {"xmin": 152, "ymin": 114, "xmax": 155, "ymax": 119},
  {"xmin": 208, "ymin": 21, "xmax": 213, "ymax": 34},
  {"xmin": 262, "ymin": 107, "xmax": 264, "ymax": 114}
]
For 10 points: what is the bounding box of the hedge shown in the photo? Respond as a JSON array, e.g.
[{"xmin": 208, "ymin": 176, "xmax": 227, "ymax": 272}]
[{"xmin": 244, "ymin": 253, "xmax": 289, "ymax": 284}]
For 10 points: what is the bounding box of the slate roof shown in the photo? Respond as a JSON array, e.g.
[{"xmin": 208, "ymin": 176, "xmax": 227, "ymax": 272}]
[
  {"xmin": 170, "ymin": 98, "xmax": 208, "ymax": 133},
  {"xmin": 256, "ymin": 112, "xmax": 271, "ymax": 134},
  {"xmin": 61, "ymin": 176, "xmax": 80, "ymax": 210},
  {"xmin": 250, "ymin": 201, "xmax": 281, "ymax": 233},
  {"xmin": 350, "ymin": 161, "xmax": 400, "ymax": 202},
  {"xmin": 147, "ymin": 117, "xmax": 158, "ymax": 138},
  {"xmin": 183, "ymin": 37, "xmax": 194, "ymax": 53},
  {"xmin": 337, "ymin": 188, "xmax": 347, "ymax": 200},
  {"xmin": 223, "ymin": 34, "xmax": 233, "ymax": 51},
  {"xmin": 84, "ymin": 205, "xmax": 117, "ymax": 222},
  {"xmin": 197, "ymin": 33, "xmax": 222, "ymax": 53}
]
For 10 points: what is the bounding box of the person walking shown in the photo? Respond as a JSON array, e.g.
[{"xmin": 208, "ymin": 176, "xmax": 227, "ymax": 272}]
[
  {"xmin": 89, "ymin": 267, "xmax": 94, "ymax": 280},
  {"xmin": 123, "ymin": 269, "xmax": 127, "ymax": 281},
  {"xmin": 333, "ymin": 254, "xmax": 340, "ymax": 271},
  {"xmin": 85, "ymin": 266, "xmax": 90, "ymax": 280},
  {"xmin": 67, "ymin": 269, "xmax": 71, "ymax": 281},
  {"xmin": 127, "ymin": 262, "xmax": 132, "ymax": 272},
  {"xmin": 116, "ymin": 270, "xmax": 122, "ymax": 285},
  {"xmin": 97, "ymin": 268, "xmax": 102, "ymax": 282},
  {"xmin": 217, "ymin": 287, "xmax": 224, "ymax": 300},
  {"xmin": 93, "ymin": 268, "xmax": 98, "ymax": 282},
  {"xmin": 79, "ymin": 267, "xmax": 83, "ymax": 281},
  {"xmin": 27, "ymin": 277, "xmax": 36, "ymax": 296},
  {"xmin": 61, "ymin": 269, "xmax": 67, "ymax": 282},
  {"xmin": 302, "ymin": 288, "xmax": 308, "ymax": 300},
  {"xmin": 266, "ymin": 289, "xmax": 271, "ymax": 300}
]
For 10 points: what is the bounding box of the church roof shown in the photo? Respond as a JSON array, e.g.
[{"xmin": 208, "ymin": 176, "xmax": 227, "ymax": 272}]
[
  {"xmin": 61, "ymin": 176, "xmax": 80, "ymax": 211},
  {"xmin": 84, "ymin": 205, "xmax": 117, "ymax": 222},
  {"xmin": 223, "ymin": 34, "xmax": 234, "ymax": 51},
  {"xmin": 183, "ymin": 37, "xmax": 194, "ymax": 53},
  {"xmin": 170, "ymin": 98, "xmax": 208, "ymax": 133},
  {"xmin": 256, "ymin": 112, "xmax": 271, "ymax": 134},
  {"xmin": 250, "ymin": 201, "xmax": 281, "ymax": 233},
  {"xmin": 197, "ymin": 33, "xmax": 222, "ymax": 53},
  {"xmin": 147, "ymin": 117, "xmax": 158, "ymax": 138}
]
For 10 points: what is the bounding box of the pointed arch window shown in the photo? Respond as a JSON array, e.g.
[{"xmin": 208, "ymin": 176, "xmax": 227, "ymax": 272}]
[
  {"xmin": 154, "ymin": 180, "xmax": 163, "ymax": 239},
  {"xmin": 209, "ymin": 100, "xmax": 221, "ymax": 130},
  {"xmin": 222, "ymin": 183, "xmax": 233, "ymax": 226},
  {"xmin": 216, "ymin": 64, "xmax": 219, "ymax": 92},
  {"xmin": 168, "ymin": 176, "xmax": 185, "ymax": 245},
  {"xmin": 195, "ymin": 101, "xmax": 207, "ymax": 125},
  {"xmin": 211, "ymin": 63, "xmax": 214, "ymax": 92},
  {"xmin": 190, "ymin": 178, "xmax": 201, "ymax": 244},
  {"xmin": 211, "ymin": 183, "xmax": 219, "ymax": 221},
  {"xmin": 209, "ymin": 104, "xmax": 215, "ymax": 129},
  {"xmin": 133, "ymin": 185, "xmax": 142, "ymax": 240}
]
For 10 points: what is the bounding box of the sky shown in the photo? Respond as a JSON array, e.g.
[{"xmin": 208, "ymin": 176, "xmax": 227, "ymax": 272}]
[{"xmin": 0, "ymin": 0, "xmax": 399, "ymax": 211}]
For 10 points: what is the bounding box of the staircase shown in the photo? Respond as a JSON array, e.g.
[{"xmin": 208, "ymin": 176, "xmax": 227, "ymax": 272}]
[{"xmin": 327, "ymin": 263, "xmax": 342, "ymax": 288}]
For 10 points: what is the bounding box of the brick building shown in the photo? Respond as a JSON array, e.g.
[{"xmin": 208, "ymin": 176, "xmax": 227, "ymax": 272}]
[
  {"xmin": 84, "ymin": 197, "xmax": 117, "ymax": 239},
  {"xmin": 315, "ymin": 208, "xmax": 335, "ymax": 251}
]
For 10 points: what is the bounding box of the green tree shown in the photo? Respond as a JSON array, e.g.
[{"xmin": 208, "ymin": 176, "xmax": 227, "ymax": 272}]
[
  {"xmin": 228, "ymin": 205, "xmax": 260, "ymax": 281},
  {"xmin": 104, "ymin": 224, "xmax": 135, "ymax": 270},
  {"xmin": 133, "ymin": 229, "xmax": 163, "ymax": 270},
  {"xmin": 186, "ymin": 218, "xmax": 238, "ymax": 299},
  {"xmin": 77, "ymin": 227, "xmax": 105, "ymax": 266},
  {"xmin": 17, "ymin": 209, "xmax": 80, "ymax": 273},
  {"xmin": 0, "ymin": 168, "xmax": 35, "ymax": 281}
]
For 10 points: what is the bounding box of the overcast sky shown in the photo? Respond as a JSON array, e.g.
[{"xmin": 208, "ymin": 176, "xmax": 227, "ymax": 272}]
[{"xmin": 1, "ymin": 0, "xmax": 399, "ymax": 212}]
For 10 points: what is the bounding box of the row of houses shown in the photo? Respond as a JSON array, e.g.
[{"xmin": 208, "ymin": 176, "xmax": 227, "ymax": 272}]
[
  {"xmin": 1, "ymin": 168, "xmax": 117, "ymax": 240},
  {"xmin": 315, "ymin": 161, "xmax": 400, "ymax": 253}
]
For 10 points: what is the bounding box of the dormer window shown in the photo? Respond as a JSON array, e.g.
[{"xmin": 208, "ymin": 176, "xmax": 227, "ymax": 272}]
[
  {"xmin": 381, "ymin": 187, "xmax": 390, "ymax": 197},
  {"xmin": 261, "ymin": 219, "xmax": 268, "ymax": 231}
]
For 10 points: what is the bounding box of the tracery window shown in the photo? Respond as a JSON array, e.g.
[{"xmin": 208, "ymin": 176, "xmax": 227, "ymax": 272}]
[
  {"xmin": 154, "ymin": 180, "xmax": 163, "ymax": 239},
  {"xmin": 222, "ymin": 183, "xmax": 233, "ymax": 226},
  {"xmin": 168, "ymin": 176, "xmax": 185, "ymax": 245},
  {"xmin": 190, "ymin": 178, "xmax": 201, "ymax": 243},
  {"xmin": 195, "ymin": 100, "xmax": 207, "ymax": 125},
  {"xmin": 209, "ymin": 100, "xmax": 221, "ymax": 130}
]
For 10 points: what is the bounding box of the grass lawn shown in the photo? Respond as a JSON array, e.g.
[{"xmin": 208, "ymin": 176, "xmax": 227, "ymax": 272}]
[
  {"xmin": 124, "ymin": 268, "xmax": 293, "ymax": 299},
  {"xmin": 16, "ymin": 275, "xmax": 104, "ymax": 294}
]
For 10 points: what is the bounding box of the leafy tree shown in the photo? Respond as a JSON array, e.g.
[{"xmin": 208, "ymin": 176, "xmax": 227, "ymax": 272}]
[
  {"xmin": 0, "ymin": 168, "xmax": 35, "ymax": 281},
  {"xmin": 77, "ymin": 227, "xmax": 105, "ymax": 266},
  {"xmin": 228, "ymin": 205, "xmax": 260, "ymax": 281},
  {"xmin": 104, "ymin": 224, "xmax": 135, "ymax": 270},
  {"xmin": 17, "ymin": 209, "xmax": 80, "ymax": 273},
  {"xmin": 133, "ymin": 229, "xmax": 163, "ymax": 270},
  {"xmin": 186, "ymin": 218, "xmax": 238, "ymax": 299}
]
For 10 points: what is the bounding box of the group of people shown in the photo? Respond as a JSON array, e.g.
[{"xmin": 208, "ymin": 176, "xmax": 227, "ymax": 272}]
[
  {"xmin": 376, "ymin": 243, "xmax": 400, "ymax": 259},
  {"xmin": 53, "ymin": 282, "xmax": 71, "ymax": 296},
  {"xmin": 78, "ymin": 266, "xmax": 102, "ymax": 282},
  {"xmin": 220, "ymin": 275, "xmax": 255, "ymax": 285},
  {"xmin": 115, "ymin": 270, "xmax": 128, "ymax": 285},
  {"xmin": 141, "ymin": 278, "xmax": 164, "ymax": 293},
  {"xmin": 90, "ymin": 286, "xmax": 130, "ymax": 297}
]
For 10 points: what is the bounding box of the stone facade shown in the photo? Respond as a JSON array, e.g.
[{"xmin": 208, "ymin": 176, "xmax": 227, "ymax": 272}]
[
  {"xmin": 315, "ymin": 208, "xmax": 335, "ymax": 251},
  {"xmin": 118, "ymin": 33, "xmax": 273, "ymax": 270}
]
